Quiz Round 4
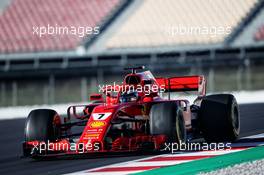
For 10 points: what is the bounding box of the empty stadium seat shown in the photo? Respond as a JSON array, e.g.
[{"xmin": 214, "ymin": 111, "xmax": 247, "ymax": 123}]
[
  {"xmin": 106, "ymin": 0, "xmax": 257, "ymax": 49},
  {"xmin": 0, "ymin": 0, "xmax": 121, "ymax": 53}
]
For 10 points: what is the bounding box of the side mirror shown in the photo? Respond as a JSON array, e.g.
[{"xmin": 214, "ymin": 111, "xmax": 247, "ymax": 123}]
[{"xmin": 90, "ymin": 93, "xmax": 103, "ymax": 102}]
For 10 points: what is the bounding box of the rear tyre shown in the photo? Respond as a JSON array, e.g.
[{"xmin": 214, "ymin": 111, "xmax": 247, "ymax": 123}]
[
  {"xmin": 199, "ymin": 94, "xmax": 240, "ymax": 142},
  {"xmin": 24, "ymin": 109, "xmax": 61, "ymax": 142},
  {"xmin": 150, "ymin": 102, "xmax": 186, "ymax": 144}
]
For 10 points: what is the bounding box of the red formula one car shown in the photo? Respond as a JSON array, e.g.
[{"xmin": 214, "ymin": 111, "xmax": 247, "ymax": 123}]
[{"xmin": 23, "ymin": 66, "xmax": 240, "ymax": 158}]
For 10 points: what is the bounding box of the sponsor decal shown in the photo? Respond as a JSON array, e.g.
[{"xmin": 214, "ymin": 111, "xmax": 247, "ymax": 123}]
[
  {"xmin": 87, "ymin": 129, "xmax": 99, "ymax": 132},
  {"xmin": 83, "ymin": 133, "xmax": 100, "ymax": 139},
  {"xmin": 86, "ymin": 134, "xmax": 100, "ymax": 137},
  {"xmin": 89, "ymin": 121, "xmax": 106, "ymax": 128}
]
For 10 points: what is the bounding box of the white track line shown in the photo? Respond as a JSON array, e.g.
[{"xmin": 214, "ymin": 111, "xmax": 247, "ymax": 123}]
[
  {"xmin": 101, "ymin": 160, "xmax": 191, "ymax": 167},
  {"xmin": 65, "ymin": 154, "xmax": 165, "ymax": 175},
  {"xmin": 243, "ymin": 133, "xmax": 264, "ymax": 139},
  {"xmin": 68, "ymin": 171, "xmax": 144, "ymax": 175}
]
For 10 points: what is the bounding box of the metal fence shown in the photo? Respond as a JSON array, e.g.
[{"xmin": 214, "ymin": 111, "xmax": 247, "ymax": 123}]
[{"xmin": 0, "ymin": 64, "xmax": 263, "ymax": 107}]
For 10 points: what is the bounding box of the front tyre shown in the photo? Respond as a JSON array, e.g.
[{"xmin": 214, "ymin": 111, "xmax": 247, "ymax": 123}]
[
  {"xmin": 150, "ymin": 102, "xmax": 186, "ymax": 144},
  {"xmin": 23, "ymin": 109, "xmax": 61, "ymax": 156}
]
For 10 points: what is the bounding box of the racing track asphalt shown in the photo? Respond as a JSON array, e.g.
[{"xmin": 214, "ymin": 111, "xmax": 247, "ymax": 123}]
[{"xmin": 0, "ymin": 103, "xmax": 264, "ymax": 175}]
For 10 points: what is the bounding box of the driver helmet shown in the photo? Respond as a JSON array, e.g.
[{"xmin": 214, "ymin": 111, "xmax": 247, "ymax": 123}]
[{"xmin": 120, "ymin": 91, "xmax": 138, "ymax": 103}]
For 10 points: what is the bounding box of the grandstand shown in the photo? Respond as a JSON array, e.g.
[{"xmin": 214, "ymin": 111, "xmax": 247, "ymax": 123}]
[
  {"xmin": 105, "ymin": 0, "xmax": 257, "ymax": 49},
  {"xmin": 0, "ymin": 0, "xmax": 123, "ymax": 53},
  {"xmin": 0, "ymin": 0, "xmax": 264, "ymax": 106}
]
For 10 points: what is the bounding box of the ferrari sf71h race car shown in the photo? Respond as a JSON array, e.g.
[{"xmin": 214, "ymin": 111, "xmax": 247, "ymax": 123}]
[{"xmin": 23, "ymin": 66, "xmax": 240, "ymax": 158}]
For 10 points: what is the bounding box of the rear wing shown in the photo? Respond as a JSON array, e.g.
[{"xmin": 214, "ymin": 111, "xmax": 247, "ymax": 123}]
[{"xmin": 156, "ymin": 75, "xmax": 206, "ymax": 96}]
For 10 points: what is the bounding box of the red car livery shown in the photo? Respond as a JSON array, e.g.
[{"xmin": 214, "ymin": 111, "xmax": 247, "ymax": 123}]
[{"xmin": 23, "ymin": 66, "xmax": 240, "ymax": 158}]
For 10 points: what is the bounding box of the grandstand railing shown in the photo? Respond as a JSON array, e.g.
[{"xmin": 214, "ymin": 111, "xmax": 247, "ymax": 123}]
[{"xmin": 0, "ymin": 45, "xmax": 264, "ymax": 79}]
